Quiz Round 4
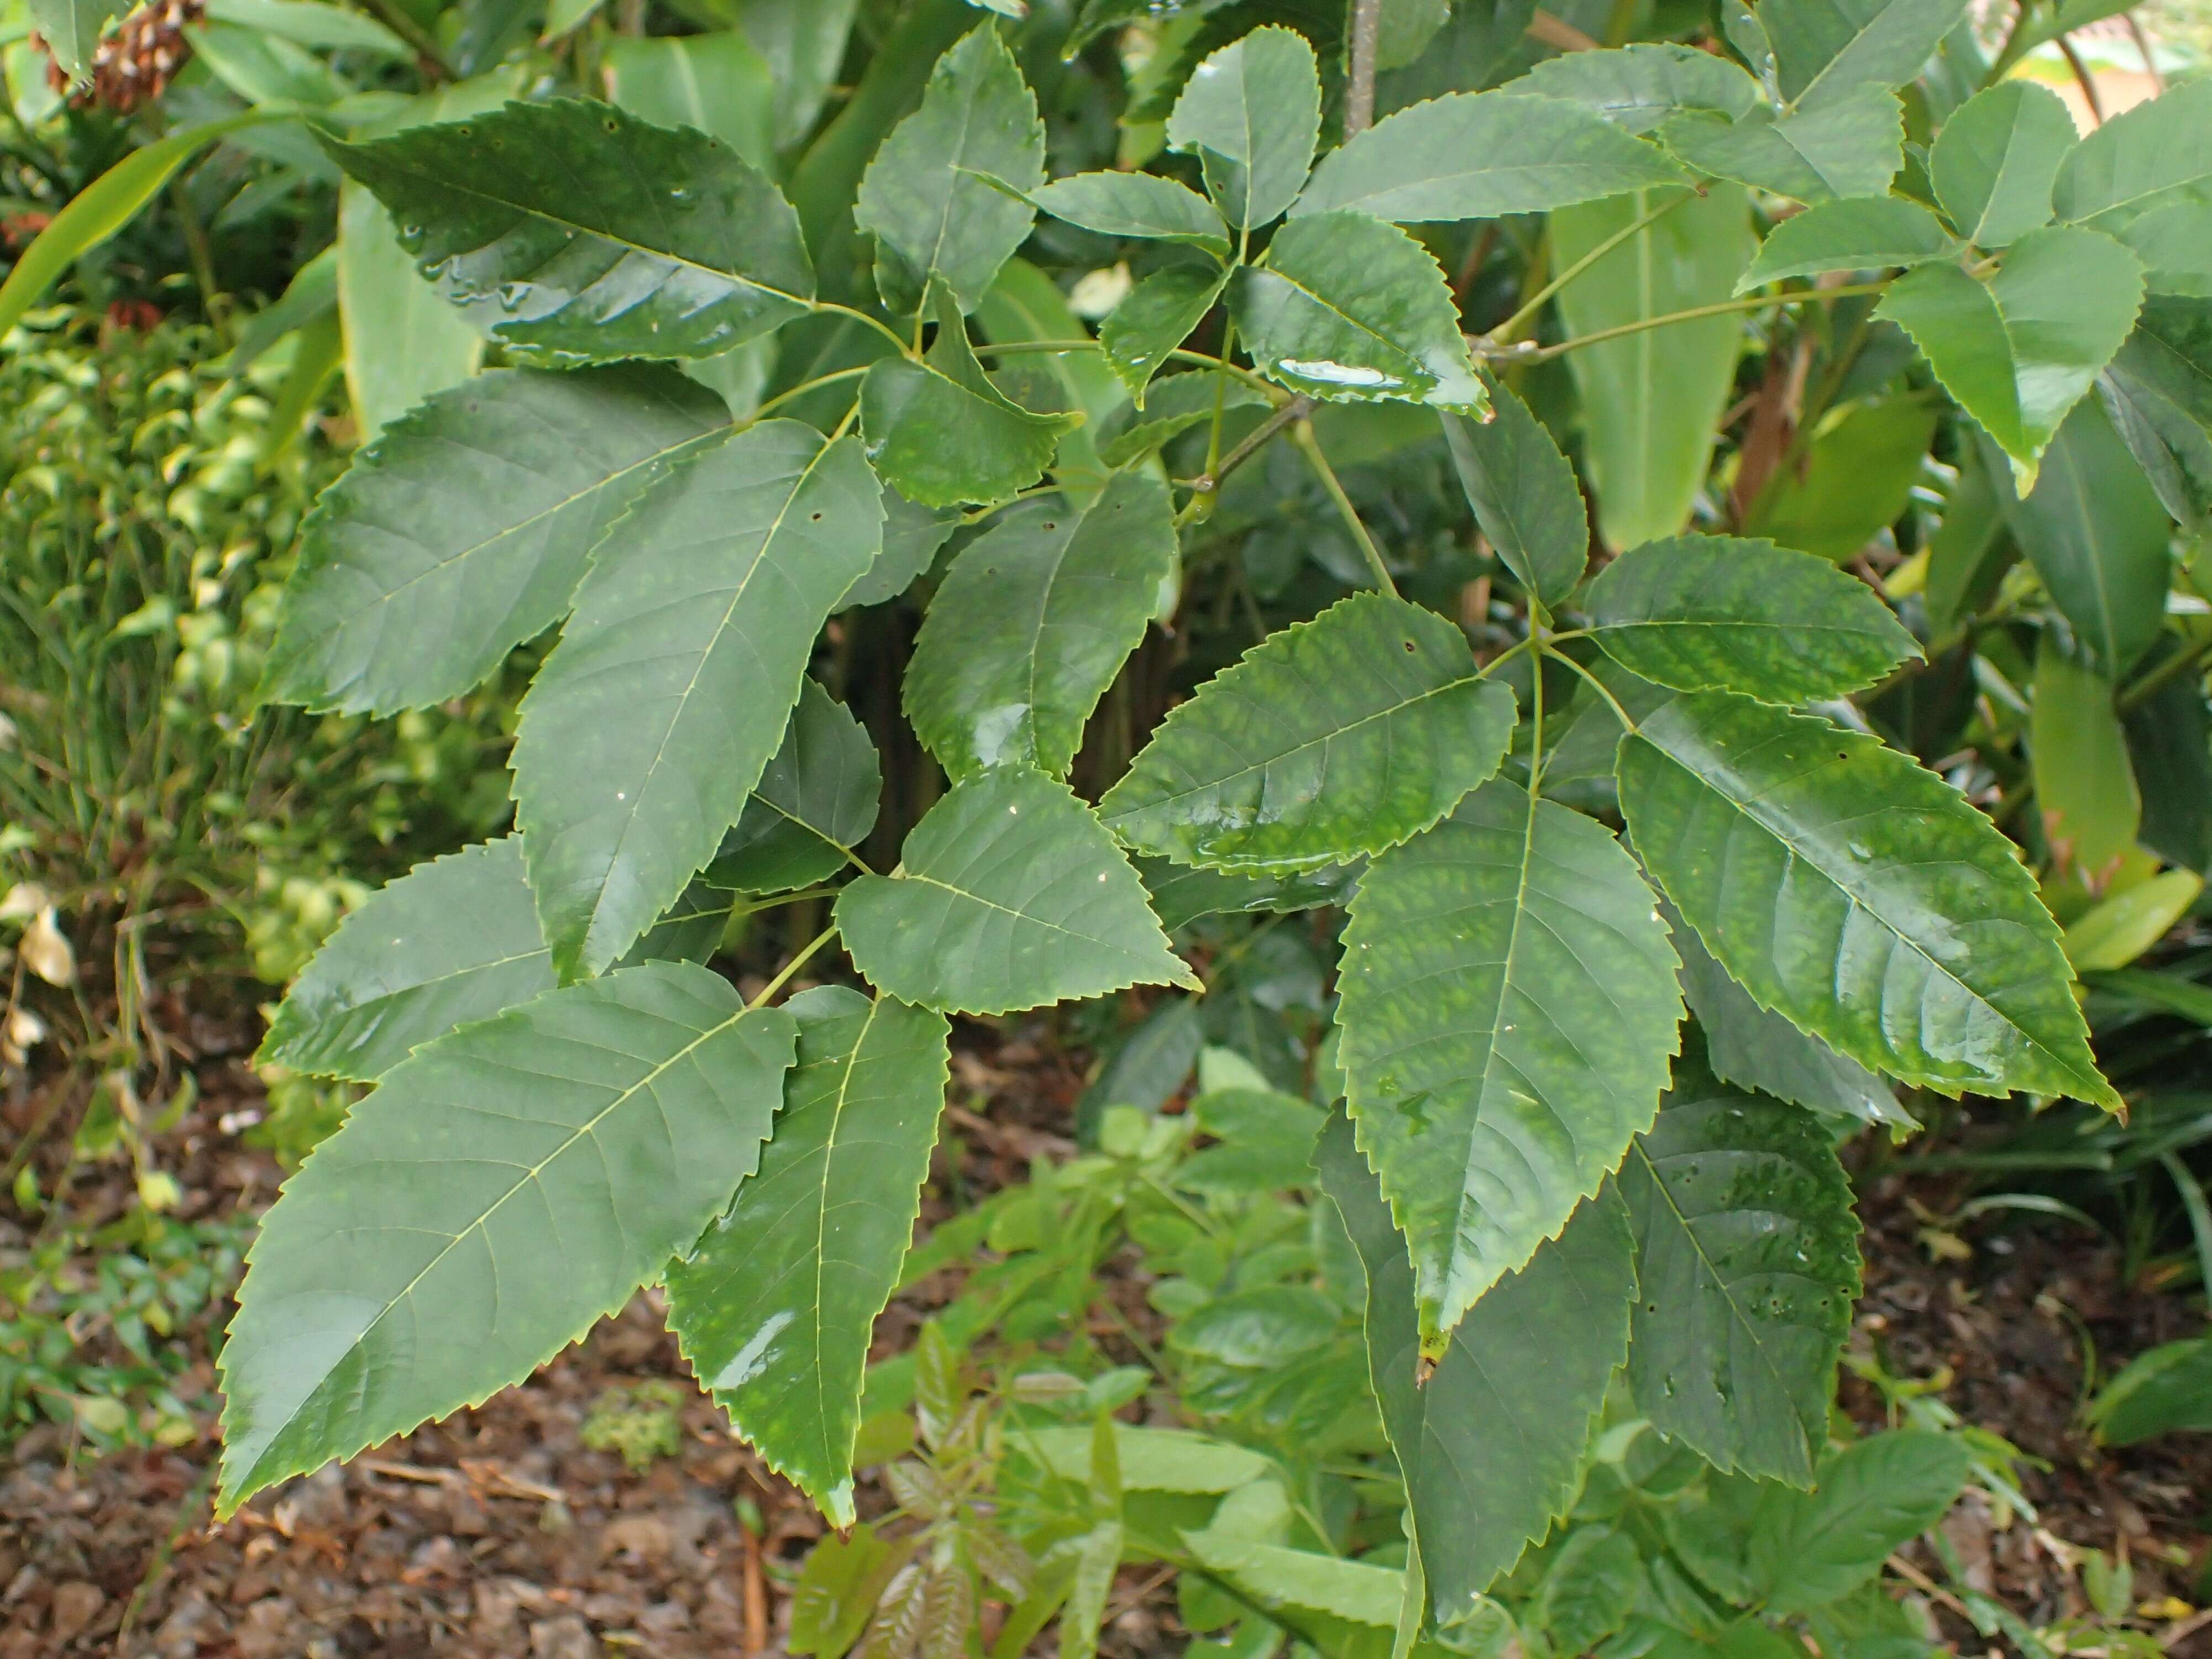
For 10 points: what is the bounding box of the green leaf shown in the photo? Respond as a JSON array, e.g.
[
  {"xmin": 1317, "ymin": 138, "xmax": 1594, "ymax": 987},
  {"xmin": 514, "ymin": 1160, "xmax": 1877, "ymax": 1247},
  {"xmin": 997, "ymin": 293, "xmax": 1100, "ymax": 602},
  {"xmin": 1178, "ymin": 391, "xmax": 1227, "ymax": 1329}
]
[
  {"xmin": 263, "ymin": 365, "xmax": 728, "ymax": 715},
  {"xmin": 705, "ymin": 679, "xmax": 881, "ymax": 895},
  {"xmin": 860, "ymin": 292, "xmax": 1070, "ymax": 508},
  {"xmin": 1032, "ymin": 171, "xmax": 1230, "ymax": 256},
  {"xmin": 1294, "ymin": 89, "xmax": 1683, "ymax": 223},
  {"xmin": 1438, "ymin": 376, "xmax": 1588, "ymax": 609},
  {"xmin": 1876, "ymin": 223, "xmax": 2144, "ymax": 492},
  {"xmin": 2114, "ymin": 200, "xmax": 2212, "ymax": 299},
  {"xmin": 28, "ymin": 0, "xmax": 123, "ymax": 78},
  {"xmin": 1336, "ymin": 779, "xmax": 1682, "ymax": 1342},
  {"xmin": 1760, "ymin": 0, "xmax": 1972, "ymax": 112},
  {"xmin": 1750, "ymin": 1432, "xmax": 1970, "ymax": 1615},
  {"xmin": 728, "ymin": 0, "xmax": 863, "ymax": 151},
  {"xmin": 1233, "ymin": 212, "xmax": 1485, "ymax": 410},
  {"xmin": 206, "ymin": 0, "xmax": 412, "ymax": 55},
  {"xmin": 1537, "ymin": 1528, "xmax": 1644, "ymax": 1657},
  {"xmin": 1736, "ymin": 197, "xmax": 1957, "ymax": 293},
  {"xmin": 1659, "ymin": 89, "xmax": 1903, "ymax": 204},
  {"xmin": 2088, "ymin": 1335, "xmax": 2212, "ymax": 1445},
  {"xmin": 905, "ymin": 470, "xmax": 1177, "ymax": 780},
  {"xmin": 838, "ymin": 767, "xmax": 1198, "ymax": 1015},
  {"xmin": 319, "ymin": 98, "xmax": 815, "ymax": 363},
  {"xmin": 1553, "ymin": 184, "xmax": 1755, "ymax": 548},
  {"xmin": 2065, "ymin": 870, "xmax": 2204, "ymax": 972},
  {"xmin": 1319, "ymin": 1112, "xmax": 1637, "ymax": 1621},
  {"xmin": 1739, "ymin": 394, "xmax": 1940, "ymax": 561},
  {"xmin": 668, "ymin": 986, "xmax": 950, "ymax": 1527},
  {"xmin": 1098, "ymin": 371, "xmax": 1267, "ymax": 465},
  {"xmin": 1100, "ymin": 264, "xmax": 1232, "ymax": 405},
  {"xmin": 1930, "ymin": 81, "xmax": 2075, "ymax": 249},
  {"xmin": 1100, "ymin": 592, "xmax": 1516, "ymax": 875},
  {"xmin": 190, "ymin": 20, "xmax": 348, "ymax": 106},
  {"xmin": 846, "ymin": 484, "xmax": 961, "ymax": 609},
  {"xmin": 1511, "ymin": 44, "xmax": 1762, "ymax": 136},
  {"xmin": 2099, "ymin": 296, "xmax": 2212, "ymax": 532},
  {"xmin": 1166, "ymin": 25, "xmax": 1320, "ymax": 231},
  {"xmin": 1585, "ymin": 534, "xmax": 1921, "ymax": 702},
  {"xmin": 604, "ymin": 29, "xmax": 776, "ymax": 169},
  {"xmin": 792, "ymin": 1524, "xmax": 911, "ymax": 1659},
  {"xmin": 1016, "ymin": 1424, "xmax": 1274, "ymax": 1493},
  {"xmin": 855, "ymin": 24, "xmax": 1045, "ymax": 314},
  {"xmin": 514, "ymin": 422, "xmax": 883, "ymax": 980},
  {"xmin": 218, "ymin": 964, "xmax": 800, "ymax": 1513},
  {"xmin": 1623, "ymin": 1050, "xmax": 1861, "ymax": 1484},
  {"xmin": 1137, "ymin": 860, "xmax": 1353, "ymax": 933},
  {"xmin": 2053, "ymin": 77, "xmax": 2212, "ymax": 239},
  {"xmin": 2032, "ymin": 643, "xmax": 2141, "ymax": 879},
  {"xmin": 1617, "ymin": 690, "xmax": 2116, "ymax": 1107},
  {"xmin": 222, "ymin": 244, "xmax": 338, "ymax": 377}
]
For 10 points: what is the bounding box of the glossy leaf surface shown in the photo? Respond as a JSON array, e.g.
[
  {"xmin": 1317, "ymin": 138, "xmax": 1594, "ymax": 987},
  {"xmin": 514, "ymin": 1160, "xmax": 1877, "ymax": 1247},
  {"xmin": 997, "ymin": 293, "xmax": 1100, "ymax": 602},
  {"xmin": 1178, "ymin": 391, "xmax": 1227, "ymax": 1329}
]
[
  {"xmin": 705, "ymin": 680, "xmax": 881, "ymax": 895},
  {"xmin": 1931, "ymin": 81, "xmax": 2075, "ymax": 249},
  {"xmin": 1438, "ymin": 376, "xmax": 1588, "ymax": 608},
  {"xmin": 1165, "ymin": 25, "xmax": 1320, "ymax": 230},
  {"xmin": 1737, "ymin": 196, "xmax": 1954, "ymax": 292}
]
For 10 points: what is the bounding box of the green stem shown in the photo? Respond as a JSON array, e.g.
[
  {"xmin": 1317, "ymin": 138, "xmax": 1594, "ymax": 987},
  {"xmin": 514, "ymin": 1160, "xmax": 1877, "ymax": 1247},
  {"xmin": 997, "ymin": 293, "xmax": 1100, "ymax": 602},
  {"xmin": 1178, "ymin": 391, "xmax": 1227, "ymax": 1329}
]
[
  {"xmin": 1543, "ymin": 643, "xmax": 1636, "ymax": 732},
  {"xmin": 1292, "ymin": 419, "xmax": 1396, "ymax": 598},
  {"xmin": 1204, "ymin": 318, "xmax": 1238, "ymax": 484},
  {"xmin": 1488, "ymin": 188, "xmax": 1692, "ymax": 346},
  {"xmin": 748, "ymin": 925, "xmax": 842, "ymax": 1010},
  {"xmin": 1503, "ymin": 281, "xmax": 1893, "ymax": 365},
  {"xmin": 351, "ymin": 0, "xmax": 454, "ymax": 80},
  {"xmin": 814, "ymin": 298, "xmax": 923, "ymax": 360},
  {"xmin": 2160, "ymin": 1152, "xmax": 2212, "ymax": 1301},
  {"xmin": 2119, "ymin": 638, "xmax": 2212, "ymax": 712},
  {"xmin": 747, "ymin": 365, "xmax": 873, "ymax": 422}
]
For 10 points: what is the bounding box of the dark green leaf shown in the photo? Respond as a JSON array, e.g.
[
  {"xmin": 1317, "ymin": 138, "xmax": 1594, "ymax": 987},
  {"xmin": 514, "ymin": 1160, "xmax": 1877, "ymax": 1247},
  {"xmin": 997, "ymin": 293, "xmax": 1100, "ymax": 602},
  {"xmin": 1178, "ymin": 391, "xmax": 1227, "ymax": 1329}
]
[
  {"xmin": 838, "ymin": 768, "xmax": 1198, "ymax": 1015},
  {"xmin": 1538, "ymin": 1528, "xmax": 1644, "ymax": 1657},
  {"xmin": 2088, "ymin": 1336, "xmax": 2212, "ymax": 1445},
  {"xmin": 1760, "ymin": 0, "xmax": 1972, "ymax": 112},
  {"xmin": 1623, "ymin": 1049, "xmax": 1861, "ymax": 1484},
  {"xmin": 843, "ymin": 484, "xmax": 961, "ymax": 608},
  {"xmin": 668, "ymin": 987, "xmax": 950, "ymax": 1527},
  {"xmin": 2124, "ymin": 640, "xmax": 2212, "ymax": 872},
  {"xmin": 706, "ymin": 680, "xmax": 881, "ymax": 894},
  {"xmin": 1100, "ymin": 592, "xmax": 1516, "ymax": 875},
  {"xmin": 1097, "ymin": 371, "xmax": 1268, "ymax": 465},
  {"xmin": 905, "ymin": 470, "xmax": 1177, "ymax": 780},
  {"xmin": 1750, "ymin": 1433, "xmax": 1971, "ymax": 1614},
  {"xmin": 1294, "ymin": 89, "xmax": 1683, "ymax": 222},
  {"xmin": 1737, "ymin": 197, "xmax": 1957, "ymax": 292},
  {"xmin": 1617, "ymin": 690, "xmax": 2117, "ymax": 1107},
  {"xmin": 1233, "ymin": 212, "xmax": 1486, "ymax": 411},
  {"xmin": 1032, "ymin": 171, "xmax": 1230, "ymax": 256},
  {"xmin": 218, "ymin": 965, "xmax": 799, "ymax": 1513},
  {"xmin": 1166, "ymin": 25, "xmax": 1320, "ymax": 231},
  {"xmin": 2053, "ymin": 77, "xmax": 2212, "ymax": 239},
  {"xmin": 1101, "ymin": 265, "xmax": 1232, "ymax": 405},
  {"xmin": 1136, "ymin": 860, "xmax": 1353, "ymax": 933},
  {"xmin": 1512, "ymin": 44, "xmax": 1762, "ymax": 136},
  {"xmin": 2099, "ymin": 295, "xmax": 2212, "ymax": 532},
  {"xmin": 853, "ymin": 24, "xmax": 1044, "ymax": 314},
  {"xmin": 319, "ymin": 98, "xmax": 815, "ymax": 362},
  {"xmin": 514, "ymin": 422, "xmax": 883, "ymax": 980},
  {"xmin": 1660, "ymin": 90, "xmax": 1903, "ymax": 204},
  {"xmin": 1320, "ymin": 1113, "xmax": 1636, "ymax": 1621},
  {"xmin": 1438, "ymin": 375, "xmax": 1588, "ymax": 608},
  {"xmin": 263, "ymin": 366, "xmax": 727, "ymax": 715},
  {"xmin": 1931, "ymin": 81, "xmax": 2075, "ymax": 249},
  {"xmin": 1876, "ymin": 223, "xmax": 2144, "ymax": 491},
  {"xmin": 1336, "ymin": 779, "xmax": 1682, "ymax": 1342},
  {"xmin": 1586, "ymin": 534, "xmax": 1921, "ymax": 702}
]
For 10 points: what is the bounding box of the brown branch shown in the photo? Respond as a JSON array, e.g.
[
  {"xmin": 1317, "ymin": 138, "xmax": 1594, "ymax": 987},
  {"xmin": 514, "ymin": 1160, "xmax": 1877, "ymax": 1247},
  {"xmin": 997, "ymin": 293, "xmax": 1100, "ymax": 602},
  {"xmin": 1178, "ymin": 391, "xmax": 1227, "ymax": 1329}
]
[{"xmin": 1345, "ymin": 0, "xmax": 1385, "ymax": 139}]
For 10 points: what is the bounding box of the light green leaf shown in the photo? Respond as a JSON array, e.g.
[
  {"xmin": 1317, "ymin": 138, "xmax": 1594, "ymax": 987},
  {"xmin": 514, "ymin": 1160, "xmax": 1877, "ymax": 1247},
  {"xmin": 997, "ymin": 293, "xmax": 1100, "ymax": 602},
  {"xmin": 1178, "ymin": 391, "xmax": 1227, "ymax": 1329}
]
[
  {"xmin": 1320, "ymin": 1112, "xmax": 1636, "ymax": 1621},
  {"xmin": 2053, "ymin": 77, "xmax": 2212, "ymax": 239},
  {"xmin": 264, "ymin": 365, "xmax": 728, "ymax": 715},
  {"xmin": 1537, "ymin": 1529, "xmax": 1644, "ymax": 1657},
  {"xmin": 1623, "ymin": 1049, "xmax": 1860, "ymax": 1484},
  {"xmin": 542, "ymin": 0, "xmax": 605, "ymax": 36},
  {"xmin": 320, "ymin": 97, "xmax": 815, "ymax": 363},
  {"xmin": 905, "ymin": 470, "xmax": 1178, "ymax": 780},
  {"xmin": 2032, "ymin": 644, "xmax": 2141, "ymax": 880},
  {"xmin": 1376, "ymin": 0, "xmax": 1451, "ymax": 70},
  {"xmin": 188, "ymin": 20, "xmax": 348, "ymax": 106},
  {"xmin": 1101, "ymin": 592, "xmax": 1516, "ymax": 875},
  {"xmin": 337, "ymin": 177, "xmax": 485, "ymax": 442},
  {"xmin": 222, "ymin": 244, "xmax": 337, "ymax": 377},
  {"xmin": 1750, "ymin": 1432, "xmax": 1970, "ymax": 1614},
  {"xmin": 1293, "ymin": 89, "xmax": 1684, "ymax": 222},
  {"xmin": 1438, "ymin": 374, "xmax": 1588, "ymax": 608},
  {"xmin": 1166, "ymin": 25, "xmax": 1320, "ymax": 230},
  {"xmin": 668, "ymin": 987, "xmax": 950, "ymax": 1528},
  {"xmin": 1553, "ymin": 184, "xmax": 1754, "ymax": 549},
  {"xmin": 1877, "ymin": 223, "xmax": 2145, "ymax": 491},
  {"xmin": 1585, "ymin": 534, "xmax": 1921, "ymax": 702},
  {"xmin": 1336, "ymin": 779, "xmax": 1682, "ymax": 1343},
  {"xmin": 1234, "ymin": 212, "xmax": 1485, "ymax": 410},
  {"xmin": 515, "ymin": 422, "xmax": 883, "ymax": 980},
  {"xmin": 1617, "ymin": 690, "xmax": 2117, "ymax": 1107},
  {"xmin": 705, "ymin": 679, "xmax": 882, "ymax": 895},
  {"xmin": 2088, "ymin": 1335, "xmax": 2212, "ymax": 1445},
  {"xmin": 1659, "ymin": 88, "xmax": 1903, "ymax": 204},
  {"xmin": 207, "ymin": 0, "xmax": 411, "ymax": 55},
  {"xmin": 604, "ymin": 30, "xmax": 776, "ymax": 169},
  {"xmin": 2099, "ymin": 295, "xmax": 2212, "ymax": 531},
  {"xmin": 1742, "ymin": 394, "xmax": 1939, "ymax": 561},
  {"xmin": 791, "ymin": 1523, "xmax": 911, "ymax": 1659},
  {"xmin": 1931, "ymin": 81, "xmax": 2075, "ymax": 249},
  {"xmin": 1100, "ymin": 264, "xmax": 1231, "ymax": 404},
  {"xmin": 29, "ymin": 0, "xmax": 122, "ymax": 78},
  {"xmin": 218, "ymin": 964, "xmax": 800, "ymax": 1513},
  {"xmin": 1032, "ymin": 171, "xmax": 1230, "ymax": 256},
  {"xmin": 1511, "ymin": 43, "xmax": 1762, "ymax": 135},
  {"xmin": 855, "ymin": 24, "xmax": 1044, "ymax": 314},
  {"xmin": 1015, "ymin": 1424, "xmax": 1273, "ymax": 1493},
  {"xmin": 974, "ymin": 257, "xmax": 1125, "ymax": 493},
  {"xmin": 838, "ymin": 768, "xmax": 1198, "ymax": 1015},
  {"xmin": 1760, "ymin": 0, "xmax": 1972, "ymax": 112},
  {"xmin": 2064, "ymin": 870, "xmax": 2204, "ymax": 972},
  {"xmin": 2113, "ymin": 200, "xmax": 2212, "ymax": 299},
  {"xmin": 1736, "ymin": 197, "xmax": 1957, "ymax": 293}
]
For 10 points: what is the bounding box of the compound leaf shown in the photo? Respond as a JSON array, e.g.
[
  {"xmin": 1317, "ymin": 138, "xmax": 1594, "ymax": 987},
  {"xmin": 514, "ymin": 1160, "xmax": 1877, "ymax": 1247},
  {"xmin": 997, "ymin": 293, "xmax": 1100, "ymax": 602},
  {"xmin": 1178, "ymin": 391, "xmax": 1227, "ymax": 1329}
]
[
  {"xmin": 1439, "ymin": 375, "xmax": 1589, "ymax": 608},
  {"xmin": 1931, "ymin": 81, "xmax": 2075, "ymax": 249},
  {"xmin": 1737, "ymin": 196, "xmax": 1956, "ymax": 293},
  {"xmin": 1166, "ymin": 25, "xmax": 1320, "ymax": 231},
  {"xmin": 705, "ymin": 679, "xmax": 882, "ymax": 895}
]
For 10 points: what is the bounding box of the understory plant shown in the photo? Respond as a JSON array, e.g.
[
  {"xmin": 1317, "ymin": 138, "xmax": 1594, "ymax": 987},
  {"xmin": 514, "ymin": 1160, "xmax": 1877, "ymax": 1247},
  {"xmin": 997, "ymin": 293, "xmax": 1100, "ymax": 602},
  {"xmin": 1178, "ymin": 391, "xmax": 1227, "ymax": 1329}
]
[{"xmin": 18, "ymin": 0, "xmax": 2212, "ymax": 1652}]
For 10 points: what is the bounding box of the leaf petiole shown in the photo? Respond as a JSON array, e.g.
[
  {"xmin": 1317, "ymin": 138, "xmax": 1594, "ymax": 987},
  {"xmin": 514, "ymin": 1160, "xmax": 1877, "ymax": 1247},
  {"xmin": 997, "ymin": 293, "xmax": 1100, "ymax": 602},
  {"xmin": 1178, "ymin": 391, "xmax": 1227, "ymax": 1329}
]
[
  {"xmin": 1498, "ymin": 280, "xmax": 1894, "ymax": 365},
  {"xmin": 747, "ymin": 924, "xmax": 842, "ymax": 1010},
  {"xmin": 1292, "ymin": 419, "xmax": 1397, "ymax": 599},
  {"xmin": 1542, "ymin": 643, "xmax": 1637, "ymax": 733}
]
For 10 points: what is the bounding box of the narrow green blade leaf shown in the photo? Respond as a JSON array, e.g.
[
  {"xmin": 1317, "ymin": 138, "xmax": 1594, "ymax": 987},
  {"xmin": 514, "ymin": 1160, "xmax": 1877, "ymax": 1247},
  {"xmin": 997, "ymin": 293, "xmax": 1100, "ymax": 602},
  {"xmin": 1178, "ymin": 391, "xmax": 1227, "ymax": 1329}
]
[
  {"xmin": 1876, "ymin": 223, "xmax": 2144, "ymax": 491},
  {"xmin": 1101, "ymin": 592, "xmax": 1516, "ymax": 874},
  {"xmin": 1660, "ymin": 89, "xmax": 1903, "ymax": 204},
  {"xmin": 1931, "ymin": 81, "xmax": 2075, "ymax": 249},
  {"xmin": 905, "ymin": 470, "xmax": 1178, "ymax": 780},
  {"xmin": 515, "ymin": 421, "xmax": 883, "ymax": 980},
  {"xmin": 2053, "ymin": 77, "xmax": 2212, "ymax": 239},
  {"xmin": 318, "ymin": 98, "xmax": 815, "ymax": 362},
  {"xmin": 1617, "ymin": 690, "xmax": 2117, "ymax": 1107},
  {"xmin": 1336, "ymin": 779, "xmax": 1683, "ymax": 1342},
  {"xmin": 1511, "ymin": 44, "xmax": 1762, "ymax": 136},
  {"xmin": 1623, "ymin": 1049, "xmax": 1860, "ymax": 1484},
  {"xmin": 263, "ymin": 366, "xmax": 727, "ymax": 715},
  {"xmin": 668, "ymin": 987, "xmax": 950, "ymax": 1528},
  {"xmin": 705, "ymin": 680, "xmax": 882, "ymax": 895},
  {"xmin": 218, "ymin": 964, "xmax": 800, "ymax": 1512},
  {"xmin": 838, "ymin": 768, "xmax": 1198, "ymax": 1015},
  {"xmin": 1294, "ymin": 89, "xmax": 1683, "ymax": 223},
  {"xmin": 2099, "ymin": 295, "xmax": 2212, "ymax": 531},
  {"xmin": 1586, "ymin": 534, "xmax": 1921, "ymax": 702},
  {"xmin": 1760, "ymin": 0, "xmax": 1971, "ymax": 112},
  {"xmin": 855, "ymin": 25, "xmax": 1045, "ymax": 314},
  {"xmin": 1736, "ymin": 196, "xmax": 1957, "ymax": 293},
  {"xmin": 1166, "ymin": 25, "xmax": 1320, "ymax": 230},
  {"xmin": 1032, "ymin": 171, "xmax": 1230, "ymax": 255},
  {"xmin": 604, "ymin": 29, "xmax": 776, "ymax": 167},
  {"xmin": 1438, "ymin": 375, "xmax": 1588, "ymax": 608},
  {"xmin": 1319, "ymin": 1112, "xmax": 1636, "ymax": 1620},
  {"xmin": 1233, "ymin": 212, "xmax": 1486, "ymax": 411},
  {"xmin": 861, "ymin": 293, "xmax": 1070, "ymax": 507},
  {"xmin": 1750, "ymin": 1433, "xmax": 1970, "ymax": 1614},
  {"xmin": 1100, "ymin": 264, "xmax": 1231, "ymax": 405}
]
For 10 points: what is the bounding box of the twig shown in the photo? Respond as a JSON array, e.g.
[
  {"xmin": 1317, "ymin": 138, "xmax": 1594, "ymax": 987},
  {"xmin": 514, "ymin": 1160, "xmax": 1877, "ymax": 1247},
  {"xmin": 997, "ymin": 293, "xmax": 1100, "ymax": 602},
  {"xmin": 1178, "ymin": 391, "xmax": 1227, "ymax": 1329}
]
[
  {"xmin": 1883, "ymin": 1550, "xmax": 1977, "ymax": 1624},
  {"xmin": 1293, "ymin": 419, "xmax": 1396, "ymax": 597},
  {"xmin": 2056, "ymin": 33, "xmax": 2105, "ymax": 123},
  {"xmin": 1487, "ymin": 188, "xmax": 1692, "ymax": 345},
  {"xmin": 1345, "ymin": 0, "xmax": 1385, "ymax": 139},
  {"xmin": 1496, "ymin": 281, "xmax": 1892, "ymax": 363},
  {"xmin": 351, "ymin": 0, "xmax": 454, "ymax": 80}
]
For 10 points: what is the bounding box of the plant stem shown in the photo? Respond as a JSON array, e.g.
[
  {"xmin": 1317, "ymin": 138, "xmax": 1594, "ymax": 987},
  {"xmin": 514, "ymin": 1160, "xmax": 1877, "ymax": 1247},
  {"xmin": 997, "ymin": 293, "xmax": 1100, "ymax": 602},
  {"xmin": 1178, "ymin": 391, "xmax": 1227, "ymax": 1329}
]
[
  {"xmin": 352, "ymin": 0, "xmax": 454, "ymax": 80},
  {"xmin": 748, "ymin": 925, "xmax": 841, "ymax": 1009},
  {"xmin": 815, "ymin": 299, "xmax": 922, "ymax": 360},
  {"xmin": 1502, "ymin": 281, "xmax": 1893, "ymax": 364},
  {"xmin": 1204, "ymin": 318, "xmax": 1237, "ymax": 483},
  {"xmin": 1487, "ymin": 188, "xmax": 1692, "ymax": 345},
  {"xmin": 2120, "ymin": 638, "xmax": 2212, "ymax": 712},
  {"xmin": 1345, "ymin": 0, "xmax": 1385, "ymax": 138},
  {"xmin": 1293, "ymin": 419, "xmax": 1396, "ymax": 597},
  {"xmin": 1189, "ymin": 396, "xmax": 1301, "ymax": 494},
  {"xmin": 748, "ymin": 365, "xmax": 873, "ymax": 422},
  {"xmin": 1543, "ymin": 643, "xmax": 1636, "ymax": 732}
]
